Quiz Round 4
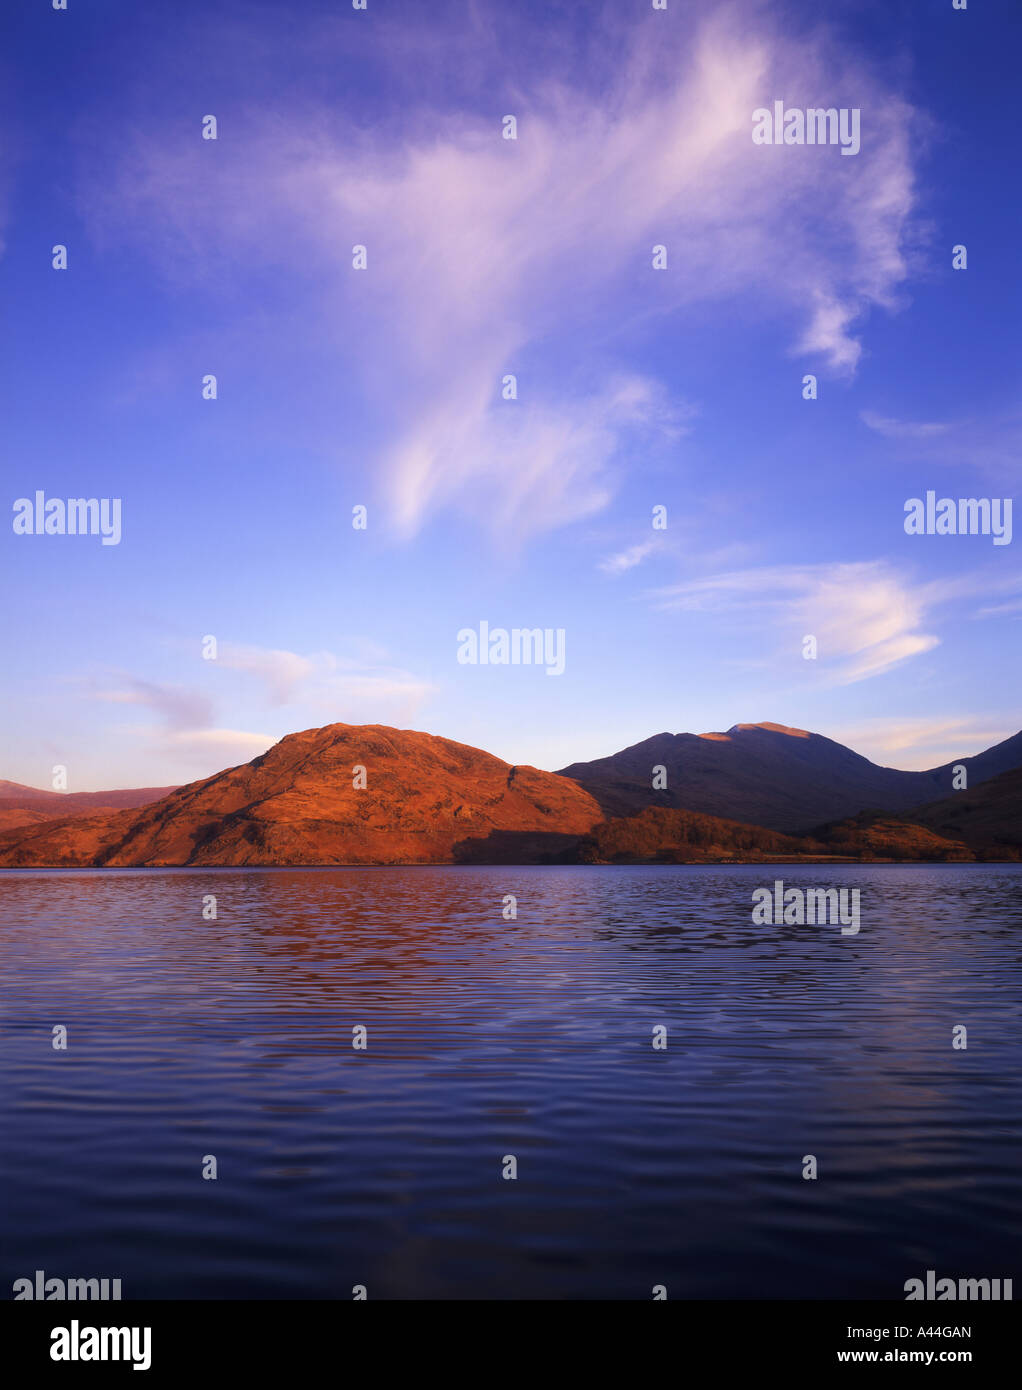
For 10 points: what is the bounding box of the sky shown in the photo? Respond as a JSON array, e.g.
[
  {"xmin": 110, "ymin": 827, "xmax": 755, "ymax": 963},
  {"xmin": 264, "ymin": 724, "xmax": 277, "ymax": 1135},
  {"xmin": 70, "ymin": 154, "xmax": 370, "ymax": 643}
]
[{"xmin": 1, "ymin": 0, "xmax": 1019, "ymax": 792}]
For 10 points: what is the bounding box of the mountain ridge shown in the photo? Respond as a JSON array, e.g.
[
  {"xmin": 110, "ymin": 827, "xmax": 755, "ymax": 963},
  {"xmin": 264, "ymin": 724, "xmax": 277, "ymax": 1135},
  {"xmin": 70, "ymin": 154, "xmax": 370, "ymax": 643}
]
[
  {"xmin": 0, "ymin": 719, "xmax": 1019, "ymax": 867},
  {"xmin": 558, "ymin": 721, "xmax": 1022, "ymax": 833},
  {"xmin": 0, "ymin": 782, "xmax": 179, "ymax": 834}
]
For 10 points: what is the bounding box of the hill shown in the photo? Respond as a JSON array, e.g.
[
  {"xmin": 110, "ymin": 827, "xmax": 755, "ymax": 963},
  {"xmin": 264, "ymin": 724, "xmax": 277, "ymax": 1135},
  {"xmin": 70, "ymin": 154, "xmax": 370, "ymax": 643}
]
[
  {"xmin": 0, "ymin": 724, "xmax": 602, "ymax": 867},
  {"xmin": 558, "ymin": 722, "xmax": 1022, "ymax": 833}
]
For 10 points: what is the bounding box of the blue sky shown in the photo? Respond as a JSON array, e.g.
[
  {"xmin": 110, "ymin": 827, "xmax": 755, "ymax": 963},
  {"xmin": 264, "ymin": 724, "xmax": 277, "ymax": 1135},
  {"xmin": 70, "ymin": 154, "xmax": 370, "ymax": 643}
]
[{"xmin": 1, "ymin": 0, "xmax": 1019, "ymax": 791}]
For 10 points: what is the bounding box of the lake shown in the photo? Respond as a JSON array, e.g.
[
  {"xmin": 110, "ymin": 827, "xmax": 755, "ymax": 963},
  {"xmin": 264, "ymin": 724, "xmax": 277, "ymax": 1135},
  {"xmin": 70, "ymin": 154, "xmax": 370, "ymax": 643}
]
[{"xmin": 1, "ymin": 864, "xmax": 1020, "ymax": 1299}]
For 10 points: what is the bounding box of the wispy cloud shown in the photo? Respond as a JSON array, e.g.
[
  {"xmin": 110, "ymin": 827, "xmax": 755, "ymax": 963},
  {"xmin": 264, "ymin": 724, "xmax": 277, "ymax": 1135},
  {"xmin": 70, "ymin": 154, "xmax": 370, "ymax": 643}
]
[
  {"xmin": 158, "ymin": 728, "xmax": 276, "ymax": 764},
  {"xmin": 386, "ymin": 375, "xmax": 685, "ymax": 540},
  {"xmin": 87, "ymin": 642, "xmax": 434, "ymax": 773},
  {"xmin": 95, "ymin": 678, "xmax": 214, "ymax": 731},
  {"xmin": 79, "ymin": 2, "xmax": 922, "ymax": 538},
  {"xmin": 216, "ymin": 646, "xmax": 316, "ymax": 705},
  {"xmin": 828, "ymin": 716, "xmax": 1018, "ymax": 771},
  {"xmin": 975, "ymin": 598, "xmax": 1022, "ymax": 619},
  {"xmin": 860, "ymin": 408, "xmax": 1022, "ymax": 482},
  {"xmin": 215, "ymin": 643, "xmax": 434, "ymax": 720},
  {"xmin": 92, "ymin": 676, "xmax": 273, "ymax": 770},
  {"xmin": 599, "ymin": 537, "xmax": 663, "ymax": 576},
  {"xmin": 652, "ymin": 561, "xmax": 941, "ymax": 686},
  {"xmin": 860, "ymin": 410, "xmax": 949, "ymax": 440}
]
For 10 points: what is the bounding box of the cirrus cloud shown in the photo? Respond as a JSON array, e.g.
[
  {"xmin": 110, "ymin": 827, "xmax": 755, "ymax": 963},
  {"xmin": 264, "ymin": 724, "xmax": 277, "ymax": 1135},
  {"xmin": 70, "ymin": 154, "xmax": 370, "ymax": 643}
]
[{"xmin": 79, "ymin": 2, "xmax": 923, "ymax": 539}]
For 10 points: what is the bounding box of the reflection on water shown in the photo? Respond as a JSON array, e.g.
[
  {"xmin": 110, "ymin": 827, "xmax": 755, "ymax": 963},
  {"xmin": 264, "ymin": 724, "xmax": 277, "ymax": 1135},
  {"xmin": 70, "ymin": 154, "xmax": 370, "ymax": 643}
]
[{"xmin": 1, "ymin": 864, "xmax": 1020, "ymax": 1298}]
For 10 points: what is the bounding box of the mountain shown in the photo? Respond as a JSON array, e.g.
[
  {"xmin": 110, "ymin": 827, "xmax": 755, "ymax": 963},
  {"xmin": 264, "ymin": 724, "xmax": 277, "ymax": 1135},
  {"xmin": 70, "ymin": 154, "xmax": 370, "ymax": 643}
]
[
  {"xmin": 805, "ymin": 767, "xmax": 1022, "ymax": 862},
  {"xmin": 1, "ymin": 720, "xmax": 1019, "ymax": 869},
  {"xmin": 0, "ymin": 781, "xmax": 179, "ymax": 833},
  {"xmin": 558, "ymin": 722, "xmax": 1022, "ymax": 834},
  {"xmin": 0, "ymin": 724, "xmax": 602, "ymax": 867},
  {"xmin": 908, "ymin": 765, "xmax": 1022, "ymax": 852}
]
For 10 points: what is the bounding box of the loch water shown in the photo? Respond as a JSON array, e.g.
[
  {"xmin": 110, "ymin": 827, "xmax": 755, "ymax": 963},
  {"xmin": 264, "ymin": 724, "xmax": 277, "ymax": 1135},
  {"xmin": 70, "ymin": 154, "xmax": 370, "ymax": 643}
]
[{"xmin": 1, "ymin": 864, "xmax": 1020, "ymax": 1299}]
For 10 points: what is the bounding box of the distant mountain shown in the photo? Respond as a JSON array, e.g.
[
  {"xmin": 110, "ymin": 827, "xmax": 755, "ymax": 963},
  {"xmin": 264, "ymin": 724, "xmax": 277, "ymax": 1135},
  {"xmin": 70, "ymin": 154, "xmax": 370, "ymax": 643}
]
[
  {"xmin": 804, "ymin": 768, "xmax": 1022, "ymax": 862},
  {"xmin": 0, "ymin": 724, "xmax": 602, "ymax": 867},
  {"xmin": 1, "ymin": 721, "xmax": 1019, "ymax": 868},
  {"xmin": 0, "ymin": 781, "xmax": 179, "ymax": 833},
  {"xmin": 558, "ymin": 722, "xmax": 1022, "ymax": 834},
  {"xmin": 909, "ymin": 765, "xmax": 1022, "ymax": 852}
]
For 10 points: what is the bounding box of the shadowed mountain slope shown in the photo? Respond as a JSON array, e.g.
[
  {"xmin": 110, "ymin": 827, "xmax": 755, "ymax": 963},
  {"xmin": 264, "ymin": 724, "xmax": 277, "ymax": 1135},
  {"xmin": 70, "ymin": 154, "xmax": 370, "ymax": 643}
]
[
  {"xmin": 558, "ymin": 722, "xmax": 1022, "ymax": 833},
  {"xmin": 907, "ymin": 765, "xmax": 1022, "ymax": 851}
]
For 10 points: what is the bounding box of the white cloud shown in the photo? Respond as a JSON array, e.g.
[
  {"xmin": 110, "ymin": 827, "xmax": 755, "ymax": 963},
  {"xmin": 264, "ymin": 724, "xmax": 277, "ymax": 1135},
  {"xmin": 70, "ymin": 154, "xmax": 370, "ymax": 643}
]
[
  {"xmin": 652, "ymin": 561, "xmax": 941, "ymax": 686},
  {"xmin": 95, "ymin": 678, "xmax": 213, "ymax": 731},
  {"xmin": 859, "ymin": 408, "xmax": 1021, "ymax": 485},
  {"xmin": 215, "ymin": 643, "xmax": 435, "ymax": 722},
  {"xmin": 163, "ymin": 728, "xmax": 274, "ymax": 748},
  {"xmin": 390, "ymin": 375, "xmax": 686, "ymax": 540},
  {"xmin": 89, "ymin": 644, "xmax": 434, "ymax": 773},
  {"xmin": 860, "ymin": 410, "xmax": 949, "ymax": 440},
  {"xmin": 599, "ymin": 537, "xmax": 662, "ymax": 575},
  {"xmin": 160, "ymin": 728, "xmax": 276, "ymax": 762},
  {"xmin": 827, "ymin": 716, "xmax": 1018, "ymax": 770},
  {"xmin": 976, "ymin": 598, "xmax": 1022, "ymax": 619},
  {"xmin": 217, "ymin": 645, "xmax": 316, "ymax": 705},
  {"xmin": 80, "ymin": 4, "xmax": 922, "ymax": 539}
]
